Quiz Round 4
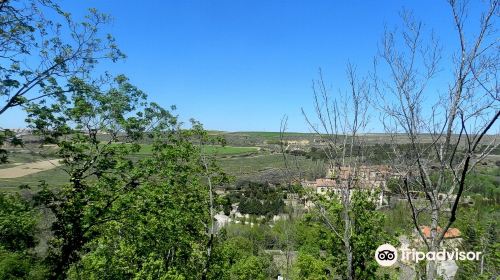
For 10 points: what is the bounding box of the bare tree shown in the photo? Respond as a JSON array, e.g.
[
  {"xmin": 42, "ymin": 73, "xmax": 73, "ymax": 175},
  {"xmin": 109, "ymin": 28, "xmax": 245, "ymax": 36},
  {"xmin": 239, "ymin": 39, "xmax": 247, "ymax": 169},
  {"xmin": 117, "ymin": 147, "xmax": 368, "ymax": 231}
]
[
  {"xmin": 301, "ymin": 65, "xmax": 370, "ymax": 280},
  {"xmin": 375, "ymin": 1, "xmax": 499, "ymax": 278},
  {"xmin": 277, "ymin": 115, "xmax": 310, "ymax": 280}
]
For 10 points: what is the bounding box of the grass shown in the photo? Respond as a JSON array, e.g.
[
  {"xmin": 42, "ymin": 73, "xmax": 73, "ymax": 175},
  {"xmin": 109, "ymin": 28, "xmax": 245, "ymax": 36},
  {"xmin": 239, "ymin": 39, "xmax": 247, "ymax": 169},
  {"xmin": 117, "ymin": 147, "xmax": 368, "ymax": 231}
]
[
  {"xmin": 0, "ymin": 145, "xmax": 261, "ymax": 191},
  {"xmin": 0, "ymin": 166, "xmax": 69, "ymax": 191},
  {"xmin": 218, "ymin": 153, "xmax": 321, "ymax": 177},
  {"xmin": 218, "ymin": 154, "xmax": 286, "ymax": 175},
  {"xmin": 202, "ymin": 146, "xmax": 259, "ymax": 155},
  {"xmin": 1, "ymin": 153, "xmax": 317, "ymax": 190},
  {"xmin": 136, "ymin": 144, "xmax": 259, "ymax": 156}
]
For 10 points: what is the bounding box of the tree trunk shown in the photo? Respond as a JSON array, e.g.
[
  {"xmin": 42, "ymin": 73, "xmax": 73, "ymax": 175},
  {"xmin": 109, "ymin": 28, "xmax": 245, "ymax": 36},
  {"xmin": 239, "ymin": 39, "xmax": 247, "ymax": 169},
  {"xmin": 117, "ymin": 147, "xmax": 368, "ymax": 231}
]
[
  {"xmin": 343, "ymin": 189, "xmax": 353, "ymax": 280},
  {"xmin": 426, "ymin": 206, "xmax": 439, "ymax": 280}
]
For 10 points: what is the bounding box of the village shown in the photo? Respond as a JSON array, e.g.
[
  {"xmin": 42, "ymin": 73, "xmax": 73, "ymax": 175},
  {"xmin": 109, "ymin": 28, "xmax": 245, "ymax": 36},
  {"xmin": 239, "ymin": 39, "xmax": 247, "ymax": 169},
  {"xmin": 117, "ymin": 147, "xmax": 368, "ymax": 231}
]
[{"xmin": 211, "ymin": 163, "xmax": 469, "ymax": 279}]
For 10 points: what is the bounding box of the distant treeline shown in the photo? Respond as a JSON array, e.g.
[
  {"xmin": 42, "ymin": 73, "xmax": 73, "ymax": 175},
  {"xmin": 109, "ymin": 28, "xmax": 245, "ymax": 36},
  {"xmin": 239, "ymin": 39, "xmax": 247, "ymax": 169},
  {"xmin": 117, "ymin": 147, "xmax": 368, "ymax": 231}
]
[{"xmin": 286, "ymin": 144, "xmax": 500, "ymax": 165}]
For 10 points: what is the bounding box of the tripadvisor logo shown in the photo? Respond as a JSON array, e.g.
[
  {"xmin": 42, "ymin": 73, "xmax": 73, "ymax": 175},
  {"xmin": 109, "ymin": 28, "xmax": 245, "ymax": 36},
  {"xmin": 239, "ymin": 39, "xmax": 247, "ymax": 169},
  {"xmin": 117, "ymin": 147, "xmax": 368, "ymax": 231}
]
[
  {"xmin": 375, "ymin": 243, "xmax": 483, "ymax": 267},
  {"xmin": 375, "ymin": 244, "xmax": 398, "ymax": 267}
]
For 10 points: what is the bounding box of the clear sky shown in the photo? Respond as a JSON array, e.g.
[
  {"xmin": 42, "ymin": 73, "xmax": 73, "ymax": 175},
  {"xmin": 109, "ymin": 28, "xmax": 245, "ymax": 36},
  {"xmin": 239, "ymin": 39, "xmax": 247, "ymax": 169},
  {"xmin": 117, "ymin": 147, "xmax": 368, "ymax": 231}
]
[{"xmin": 1, "ymin": 0, "xmax": 490, "ymax": 132}]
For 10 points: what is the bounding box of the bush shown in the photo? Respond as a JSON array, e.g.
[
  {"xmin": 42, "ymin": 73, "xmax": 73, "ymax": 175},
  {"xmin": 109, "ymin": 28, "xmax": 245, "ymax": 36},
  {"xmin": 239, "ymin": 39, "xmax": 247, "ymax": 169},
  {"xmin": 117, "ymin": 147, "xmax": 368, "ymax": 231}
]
[{"xmin": 0, "ymin": 193, "xmax": 37, "ymax": 251}]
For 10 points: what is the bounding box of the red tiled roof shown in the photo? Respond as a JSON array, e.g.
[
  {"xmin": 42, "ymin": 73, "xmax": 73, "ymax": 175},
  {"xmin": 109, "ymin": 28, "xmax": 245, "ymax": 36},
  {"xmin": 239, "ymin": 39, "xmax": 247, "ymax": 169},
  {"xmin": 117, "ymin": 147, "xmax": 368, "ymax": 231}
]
[
  {"xmin": 315, "ymin": 178, "xmax": 336, "ymax": 187},
  {"xmin": 420, "ymin": 226, "xmax": 461, "ymax": 239}
]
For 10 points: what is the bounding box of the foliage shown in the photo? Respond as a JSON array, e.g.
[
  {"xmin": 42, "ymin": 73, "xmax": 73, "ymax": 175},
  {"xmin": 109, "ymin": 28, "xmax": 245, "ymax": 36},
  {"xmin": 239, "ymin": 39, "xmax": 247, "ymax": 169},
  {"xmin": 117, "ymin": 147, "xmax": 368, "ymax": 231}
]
[
  {"xmin": 233, "ymin": 181, "xmax": 285, "ymax": 216},
  {"xmin": 0, "ymin": 249, "xmax": 48, "ymax": 280},
  {"xmin": 0, "ymin": 193, "xmax": 47, "ymax": 279},
  {"xmin": 319, "ymin": 191, "xmax": 395, "ymax": 279},
  {"xmin": 455, "ymin": 205, "xmax": 499, "ymax": 279},
  {"xmin": 463, "ymin": 169, "xmax": 500, "ymax": 203},
  {"xmin": 293, "ymin": 252, "xmax": 330, "ymax": 280},
  {"xmin": 238, "ymin": 197, "xmax": 284, "ymax": 216},
  {"xmin": 228, "ymin": 255, "xmax": 273, "ymax": 280},
  {"xmin": 0, "ymin": 193, "xmax": 38, "ymax": 251},
  {"xmin": 206, "ymin": 227, "xmax": 279, "ymax": 280},
  {"xmin": 382, "ymin": 202, "xmax": 413, "ymax": 236},
  {"xmin": 24, "ymin": 74, "xmax": 192, "ymax": 279},
  {"xmin": 0, "ymin": 130, "xmax": 22, "ymax": 163},
  {"xmin": 0, "ymin": 0, "xmax": 124, "ymax": 161}
]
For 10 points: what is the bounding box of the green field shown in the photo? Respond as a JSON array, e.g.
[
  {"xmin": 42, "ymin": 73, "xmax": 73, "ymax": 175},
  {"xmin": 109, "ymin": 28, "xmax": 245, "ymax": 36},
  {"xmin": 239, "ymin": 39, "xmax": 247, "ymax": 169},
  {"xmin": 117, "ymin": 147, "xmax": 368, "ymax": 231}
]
[
  {"xmin": 218, "ymin": 153, "xmax": 322, "ymax": 177},
  {"xmin": 0, "ymin": 166, "xmax": 68, "ymax": 191},
  {"xmin": 0, "ymin": 144, "xmax": 261, "ymax": 190},
  {"xmin": 3, "ymin": 131, "xmax": 497, "ymax": 191},
  {"xmin": 201, "ymin": 145, "xmax": 259, "ymax": 155},
  {"xmin": 0, "ymin": 151, "xmax": 320, "ymax": 190},
  {"xmin": 135, "ymin": 144, "xmax": 259, "ymax": 156}
]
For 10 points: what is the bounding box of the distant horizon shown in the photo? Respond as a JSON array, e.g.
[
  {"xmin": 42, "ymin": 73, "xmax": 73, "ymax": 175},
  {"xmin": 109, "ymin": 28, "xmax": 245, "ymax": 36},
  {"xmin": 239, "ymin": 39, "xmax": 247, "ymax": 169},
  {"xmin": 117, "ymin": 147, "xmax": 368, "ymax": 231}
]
[{"xmin": 4, "ymin": 127, "xmax": 498, "ymax": 136}]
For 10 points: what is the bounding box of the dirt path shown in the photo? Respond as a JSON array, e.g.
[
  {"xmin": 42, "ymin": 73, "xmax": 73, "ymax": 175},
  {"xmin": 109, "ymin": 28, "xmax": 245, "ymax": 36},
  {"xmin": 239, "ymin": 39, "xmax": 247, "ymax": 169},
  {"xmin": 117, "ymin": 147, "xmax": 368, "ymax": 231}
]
[{"xmin": 0, "ymin": 159, "xmax": 62, "ymax": 179}]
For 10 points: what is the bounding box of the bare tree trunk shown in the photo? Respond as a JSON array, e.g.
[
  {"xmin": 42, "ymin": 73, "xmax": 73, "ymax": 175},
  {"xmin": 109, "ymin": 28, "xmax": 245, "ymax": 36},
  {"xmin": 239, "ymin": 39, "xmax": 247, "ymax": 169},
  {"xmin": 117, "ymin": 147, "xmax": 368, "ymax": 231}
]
[
  {"xmin": 427, "ymin": 206, "xmax": 439, "ymax": 280},
  {"xmin": 279, "ymin": 117, "xmax": 297, "ymax": 280},
  {"xmin": 201, "ymin": 161, "xmax": 214, "ymax": 280},
  {"xmin": 200, "ymin": 140, "xmax": 216, "ymax": 280},
  {"xmin": 343, "ymin": 187, "xmax": 353, "ymax": 280}
]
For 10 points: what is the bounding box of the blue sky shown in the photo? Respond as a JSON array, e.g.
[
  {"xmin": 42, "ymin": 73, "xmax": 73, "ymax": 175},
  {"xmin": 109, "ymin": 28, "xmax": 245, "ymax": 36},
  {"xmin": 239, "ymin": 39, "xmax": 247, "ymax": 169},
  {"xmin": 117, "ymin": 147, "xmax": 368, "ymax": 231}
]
[{"xmin": 2, "ymin": 1, "xmax": 488, "ymax": 132}]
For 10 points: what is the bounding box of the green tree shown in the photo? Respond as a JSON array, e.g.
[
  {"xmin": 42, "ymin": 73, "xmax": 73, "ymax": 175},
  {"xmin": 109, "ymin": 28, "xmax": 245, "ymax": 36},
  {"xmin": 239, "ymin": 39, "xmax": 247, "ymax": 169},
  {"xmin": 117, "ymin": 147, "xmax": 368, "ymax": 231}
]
[
  {"xmin": 207, "ymin": 234, "xmax": 254, "ymax": 280},
  {"xmin": 0, "ymin": 192, "xmax": 48, "ymax": 279},
  {"xmin": 0, "ymin": 193, "xmax": 37, "ymax": 252},
  {"xmin": 67, "ymin": 128, "xmax": 227, "ymax": 279},
  {"xmin": 0, "ymin": 249, "xmax": 48, "ymax": 280},
  {"xmin": 293, "ymin": 252, "xmax": 330, "ymax": 280},
  {"xmin": 29, "ymin": 101, "xmax": 229, "ymax": 279},
  {"xmin": 318, "ymin": 191, "xmax": 394, "ymax": 279},
  {"xmin": 0, "ymin": 0, "xmax": 124, "ymax": 161},
  {"xmin": 229, "ymin": 255, "xmax": 271, "ymax": 280},
  {"xmin": 455, "ymin": 209, "xmax": 499, "ymax": 279},
  {"xmin": 28, "ymin": 75, "xmax": 171, "ymax": 279}
]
